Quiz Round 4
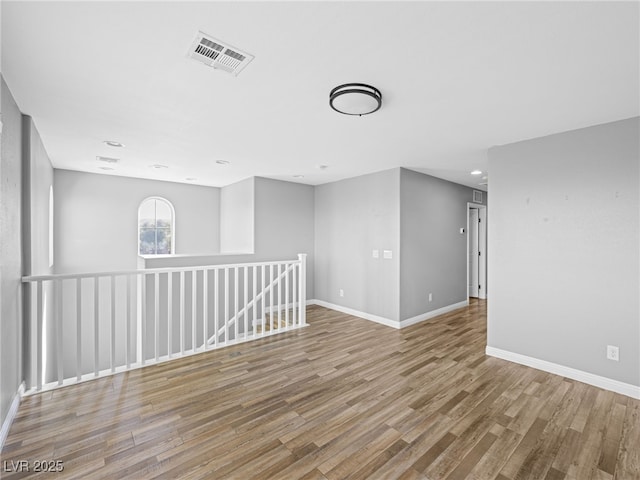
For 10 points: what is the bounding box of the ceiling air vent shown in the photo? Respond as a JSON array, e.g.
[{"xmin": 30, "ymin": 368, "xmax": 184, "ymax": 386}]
[
  {"xmin": 187, "ymin": 31, "xmax": 254, "ymax": 76},
  {"xmin": 96, "ymin": 156, "xmax": 119, "ymax": 164}
]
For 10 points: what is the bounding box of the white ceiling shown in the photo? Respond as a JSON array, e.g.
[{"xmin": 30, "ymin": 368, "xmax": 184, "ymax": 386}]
[{"xmin": 2, "ymin": 1, "xmax": 638, "ymax": 190}]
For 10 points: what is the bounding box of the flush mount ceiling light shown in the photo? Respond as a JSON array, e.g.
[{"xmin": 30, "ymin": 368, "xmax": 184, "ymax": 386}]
[
  {"xmin": 215, "ymin": 160, "xmax": 230, "ymax": 165},
  {"xmin": 103, "ymin": 140, "xmax": 125, "ymax": 148},
  {"xmin": 470, "ymin": 170, "xmax": 483, "ymax": 175},
  {"xmin": 329, "ymin": 83, "xmax": 382, "ymax": 116},
  {"xmin": 150, "ymin": 164, "xmax": 168, "ymax": 169}
]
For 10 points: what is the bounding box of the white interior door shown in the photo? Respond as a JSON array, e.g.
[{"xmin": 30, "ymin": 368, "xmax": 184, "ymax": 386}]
[
  {"xmin": 468, "ymin": 208, "xmax": 479, "ymax": 298},
  {"xmin": 478, "ymin": 207, "xmax": 487, "ymax": 299}
]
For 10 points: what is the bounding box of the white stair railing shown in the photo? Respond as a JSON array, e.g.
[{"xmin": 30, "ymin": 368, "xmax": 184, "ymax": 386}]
[
  {"xmin": 206, "ymin": 262, "xmax": 297, "ymax": 345},
  {"xmin": 21, "ymin": 254, "xmax": 307, "ymax": 395}
]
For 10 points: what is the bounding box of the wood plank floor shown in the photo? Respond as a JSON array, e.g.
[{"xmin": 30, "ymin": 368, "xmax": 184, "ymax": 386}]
[{"xmin": 2, "ymin": 300, "xmax": 639, "ymax": 479}]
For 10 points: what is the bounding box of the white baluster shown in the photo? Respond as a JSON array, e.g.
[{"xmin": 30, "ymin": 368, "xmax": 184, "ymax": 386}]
[
  {"xmin": 36, "ymin": 280, "xmax": 43, "ymax": 390},
  {"xmin": 292, "ymin": 262, "xmax": 297, "ymax": 326},
  {"xmin": 224, "ymin": 268, "xmax": 229, "ymax": 344},
  {"xmin": 244, "ymin": 266, "xmax": 248, "ymax": 339},
  {"xmin": 76, "ymin": 278, "xmax": 82, "ymax": 381},
  {"xmin": 285, "ymin": 264, "xmax": 290, "ymax": 328},
  {"xmin": 214, "ymin": 268, "xmax": 219, "ymax": 347},
  {"xmin": 269, "ymin": 264, "xmax": 274, "ymax": 332},
  {"xmin": 277, "ymin": 263, "xmax": 282, "ymax": 330},
  {"xmin": 141, "ymin": 274, "xmax": 146, "ymax": 365},
  {"xmin": 126, "ymin": 274, "xmax": 131, "ymax": 369},
  {"xmin": 94, "ymin": 276, "xmax": 99, "ymax": 376},
  {"xmin": 155, "ymin": 272, "xmax": 160, "ymax": 362},
  {"xmin": 180, "ymin": 271, "xmax": 185, "ymax": 356},
  {"xmin": 192, "ymin": 270, "xmax": 197, "ymax": 352},
  {"xmin": 261, "ymin": 265, "xmax": 265, "ymax": 334},
  {"xmin": 252, "ymin": 266, "xmax": 257, "ymax": 337},
  {"xmin": 203, "ymin": 269, "xmax": 208, "ymax": 350},
  {"xmin": 56, "ymin": 279, "xmax": 63, "ymax": 385},
  {"xmin": 167, "ymin": 272, "xmax": 172, "ymax": 359},
  {"xmin": 234, "ymin": 266, "xmax": 239, "ymax": 341},
  {"xmin": 111, "ymin": 275, "xmax": 116, "ymax": 373},
  {"xmin": 298, "ymin": 254, "xmax": 307, "ymax": 326}
]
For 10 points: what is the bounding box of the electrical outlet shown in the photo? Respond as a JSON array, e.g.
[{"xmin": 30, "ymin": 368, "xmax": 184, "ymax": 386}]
[
  {"xmin": 339, "ymin": 289, "xmax": 344, "ymax": 297},
  {"xmin": 428, "ymin": 293, "xmax": 432, "ymax": 302},
  {"xmin": 606, "ymin": 345, "xmax": 619, "ymax": 361}
]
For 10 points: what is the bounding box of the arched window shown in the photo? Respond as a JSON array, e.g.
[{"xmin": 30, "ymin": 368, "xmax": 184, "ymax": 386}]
[{"xmin": 138, "ymin": 197, "xmax": 175, "ymax": 255}]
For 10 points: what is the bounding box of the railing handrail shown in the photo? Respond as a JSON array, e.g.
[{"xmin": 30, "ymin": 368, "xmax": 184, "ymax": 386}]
[
  {"xmin": 22, "ymin": 258, "xmax": 302, "ymax": 283},
  {"xmin": 22, "ymin": 253, "xmax": 307, "ymax": 395}
]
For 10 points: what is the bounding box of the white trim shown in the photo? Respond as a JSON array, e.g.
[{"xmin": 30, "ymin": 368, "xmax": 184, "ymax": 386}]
[
  {"xmin": 399, "ymin": 300, "xmax": 469, "ymax": 328},
  {"xmin": 0, "ymin": 382, "xmax": 25, "ymax": 450},
  {"xmin": 486, "ymin": 346, "xmax": 640, "ymax": 400},
  {"xmin": 311, "ymin": 300, "xmax": 400, "ymax": 329},
  {"xmin": 310, "ymin": 299, "xmax": 470, "ymax": 330}
]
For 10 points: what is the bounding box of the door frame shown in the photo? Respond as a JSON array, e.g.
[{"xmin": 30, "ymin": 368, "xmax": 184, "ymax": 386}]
[{"xmin": 466, "ymin": 203, "xmax": 487, "ymax": 300}]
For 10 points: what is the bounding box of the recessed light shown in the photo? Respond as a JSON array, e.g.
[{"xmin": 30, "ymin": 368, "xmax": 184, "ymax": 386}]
[
  {"xmin": 185, "ymin": 177, "xmax": 197, "ymax": 181},
  {"xmin": 215, "ymin": 160, "xmax": 230, "ymax": 165},
  {"xmin": 316, "ymin": 164, "xmax": 329, "ymax": 170},
  {"xmin": 293, "ymin": 175, "xmax": 305, "ymax": 179},
  {"xmin": 99, "ymin": 166, "xmax": 114, "ymax": 171},
  {"xmin": 103, "ymin": 140, "xmax": 125, "ymax": 148},
  {"xmin": 150, "ymin": 164, "xmax": 168, "ymax": 169},
  {"xmin": 470, "ymin": 170, "xmax": 483, "ymax": 175}
]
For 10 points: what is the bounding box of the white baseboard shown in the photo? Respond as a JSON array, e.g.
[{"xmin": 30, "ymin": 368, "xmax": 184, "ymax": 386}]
[
  {"xmin": 0, "ymin": 382, "xmax": 25, "ymax": 451},
  {"xmin": 311, "ymin": 300, "xmax": 400, "ymax": 329},
  {"xmin": 486, "ymin": 346, "xmax": 640, "ymax": 400},
  {"xmin": 399, "ymin": 300, "xmax": 469, "ymax": 328},
  {"xmin": 310, "ymin": 299, "xmax": 471, "ymax": 330}
]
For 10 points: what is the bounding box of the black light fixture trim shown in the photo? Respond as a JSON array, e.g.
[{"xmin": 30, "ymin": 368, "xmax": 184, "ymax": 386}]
[{"xmin": 329, "ymin": 83, "xmax": 382, "ymax": 116}]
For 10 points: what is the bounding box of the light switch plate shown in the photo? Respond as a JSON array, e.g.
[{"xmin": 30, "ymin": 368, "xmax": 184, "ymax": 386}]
[
  {"xmin": 383, "ymin": 250, "xmax": 392, "ymax": 259},
  {"xmin": 372, "ymin": 250, "xmax": 379, "ymax": 258}
]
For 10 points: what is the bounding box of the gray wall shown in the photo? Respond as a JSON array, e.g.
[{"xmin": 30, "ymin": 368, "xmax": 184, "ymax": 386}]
[
  {"xmin": 314, "ymin": 168, "xmax": 400, "ymax": 321},
  {"xmin": 0, "ymin": 77, "xmax": 23, "ymax": 430},
  {"xmin": 254, "ymin": 177, "xmax": 315, "ymax": 295},
  {"xmin": 488, "ymin": 117, "xmax": 640, "ymax": 387},
  {"xmin": 220, "ymin": 177, "xmax": 254, "ymax": 254},
  {"xmin": 22, "ymin": 115, "xmax": 55, "ymax": 387},
  {"xmin": 23, "ymin": 116, "xmax": 54, "ymax": 276},
  {"xmin": 400, "ymin": 168, "xmax": 485, "ymax": 320},
  {"xmin": 146, "ymin": 176, "xmax": 316, "ymax": 298},
  {"xmin": 54, "ymin": 170, "xmax": 221, "ymax": 273}
]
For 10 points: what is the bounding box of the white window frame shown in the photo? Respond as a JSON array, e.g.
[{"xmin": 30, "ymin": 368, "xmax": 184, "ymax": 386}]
[{"xmin": 138, "ymin": 196, "xmax": 176, "ymax": 256}]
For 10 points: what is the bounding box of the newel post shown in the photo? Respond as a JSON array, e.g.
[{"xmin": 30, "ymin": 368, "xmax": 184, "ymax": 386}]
[{"xmin": 297, "ymin": 253, "xmax": 307, "ymax": 325}]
